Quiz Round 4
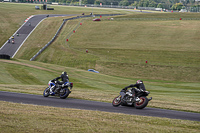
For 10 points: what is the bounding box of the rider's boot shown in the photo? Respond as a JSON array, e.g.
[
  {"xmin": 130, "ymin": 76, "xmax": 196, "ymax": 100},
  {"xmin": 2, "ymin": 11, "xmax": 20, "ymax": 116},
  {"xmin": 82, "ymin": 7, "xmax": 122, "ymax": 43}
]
[
  {"xmin": 133, "ymin": 93, "xmax": 140, "ymax": 102},
  {"xmin": 50, "ymin": 86, "xmax": 55, "ymax": 95},
  {"xmin": 61, "ymin": 84, "xmax": 65, "ymax": 88},
  {"xmin": 135, "ymin": 97, "xmax": 140, "ymax": 102}
]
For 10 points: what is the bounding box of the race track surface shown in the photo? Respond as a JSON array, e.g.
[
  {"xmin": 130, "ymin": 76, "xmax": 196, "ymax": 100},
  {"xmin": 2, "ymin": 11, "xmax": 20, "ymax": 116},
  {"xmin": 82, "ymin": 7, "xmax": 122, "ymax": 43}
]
[
  {"xmin": 0, "ymin": 14, "xmax": 77, "ymax": 58},
  {"xmin": 0, "ymin": 91, "xmax": 200, "ymax": 122}
]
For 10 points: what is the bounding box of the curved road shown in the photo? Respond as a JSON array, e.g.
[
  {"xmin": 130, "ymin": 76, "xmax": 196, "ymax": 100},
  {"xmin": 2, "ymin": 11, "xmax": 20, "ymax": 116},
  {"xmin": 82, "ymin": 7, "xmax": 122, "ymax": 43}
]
[
  {"xmin": 0, "ymin": 91, "xmax": 200, "ymax": 122},
  {"xmin": 0, "ymin": 14, "xmax": 77, "ymax": 58}
]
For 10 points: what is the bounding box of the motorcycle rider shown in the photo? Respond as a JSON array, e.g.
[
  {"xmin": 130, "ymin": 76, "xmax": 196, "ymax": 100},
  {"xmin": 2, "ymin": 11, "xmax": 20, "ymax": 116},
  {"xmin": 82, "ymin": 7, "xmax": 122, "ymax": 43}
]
[
  {"xmin": 11, "ymin": 40, "xmax": 15, "ymax": 44},
  {"xmin": 122, "ymin": 80, "xmax": 146, "ymax": 102},
  {"xmin": 50, "ymin": 71, "xmax": 69, "ymax": 94}
]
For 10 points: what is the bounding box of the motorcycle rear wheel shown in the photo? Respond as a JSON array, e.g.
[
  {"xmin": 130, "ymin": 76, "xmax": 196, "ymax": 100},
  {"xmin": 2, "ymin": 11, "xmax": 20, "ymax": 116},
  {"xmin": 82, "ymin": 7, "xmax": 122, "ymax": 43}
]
[
  {"xmin": 59, "ymin": 88, "xmax": 70, "ymax": 99},
  {"xmin": 134, "ymin": 96, "xmax": 148, "ymax": 109},
  {"xmin": 43, "ymin": 87, "xmax": 50, "ymax": 97},
  {"xmin": 112, "ymin": 95, "xmax": 122, "ymax": 107}
]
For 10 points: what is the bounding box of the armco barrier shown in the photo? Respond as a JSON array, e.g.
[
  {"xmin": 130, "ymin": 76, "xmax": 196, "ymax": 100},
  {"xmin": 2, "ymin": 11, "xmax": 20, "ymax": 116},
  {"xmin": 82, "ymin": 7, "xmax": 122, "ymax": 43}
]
[
  {"xmin": 30, "ymin": 14, "xmax": 122, "ymax": 61},
  {"xmin": 30, "ymin": 19, "xmax": 67, "ymax": 61}
]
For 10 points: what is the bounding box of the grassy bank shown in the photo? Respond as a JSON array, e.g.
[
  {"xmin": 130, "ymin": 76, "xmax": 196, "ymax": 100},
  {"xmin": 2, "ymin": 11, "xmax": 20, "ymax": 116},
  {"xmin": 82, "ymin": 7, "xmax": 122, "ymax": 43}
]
[
  {"xmin": 15, "ymin": 16, "xmax": 200, "ymax": 82},
  {"xmin": 0, "ymin": 2, "xmax": 135, "ymax": 47},
  {"xmin": 0, "ymin": 101, "xmax": 200, "ymax": 133},
  {"xmin": 1, "ymin": 59, "xmax": 200, "ymax": 113}
]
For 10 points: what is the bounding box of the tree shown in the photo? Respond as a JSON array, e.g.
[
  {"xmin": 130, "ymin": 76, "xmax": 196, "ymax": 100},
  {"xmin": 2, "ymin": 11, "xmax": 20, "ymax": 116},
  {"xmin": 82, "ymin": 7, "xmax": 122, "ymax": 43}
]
[
  {"xmin": 138, "ymin": 0, "xmax": 144, "ymax": 7},
  {"xmin": 143, "ymin": 0, "xmax": 149, "ymax": 7},
  {"xmin": 119, "ymin": 0, "xmax": 129, "ymax": 6},
  {"xmin": 149, "ymin": 1, "xmax": 156, "ymax": 7},
  {"xmin": 94, "ymin": 0, "xmax": 101, "ymax": 5},
  {"xmin": 66, "ymin": 0, "xmax": 71, "ymax": 4},
  {"xmin": 157, "ymin": 3, "xmax": 163, "ymax": 8},
  {"xmin": 171, "ymin": 3, "xmax": 183, "ymax": 10},
  {"xmin": 131, "ymin": 1, "xmax": 138, "ymax": 7}
]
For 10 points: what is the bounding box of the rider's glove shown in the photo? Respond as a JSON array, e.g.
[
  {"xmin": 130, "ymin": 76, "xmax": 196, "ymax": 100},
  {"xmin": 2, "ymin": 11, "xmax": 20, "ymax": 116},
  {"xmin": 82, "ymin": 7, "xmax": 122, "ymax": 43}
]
[
  {"xmin": 121, "ymin": 88, "xmax": 126, "ymax": 92},
  {"xmin": 62, "ymin": 84, "xmax": 65, "ymax": 87},
  {"xmin": 123, "ymin": 87, "xmax": 128, "ymax": 91}
]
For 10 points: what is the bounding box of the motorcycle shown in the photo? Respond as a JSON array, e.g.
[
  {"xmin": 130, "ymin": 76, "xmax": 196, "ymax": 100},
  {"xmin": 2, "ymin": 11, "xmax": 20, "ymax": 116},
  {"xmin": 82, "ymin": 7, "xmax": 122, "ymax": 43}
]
[
  {"xmin": 43, "ymin": 80, "xmax": 73, "ymax": 99},
  {"xmin": 112, "ymin": 88, "xmax": 152, "ymax": 109}
]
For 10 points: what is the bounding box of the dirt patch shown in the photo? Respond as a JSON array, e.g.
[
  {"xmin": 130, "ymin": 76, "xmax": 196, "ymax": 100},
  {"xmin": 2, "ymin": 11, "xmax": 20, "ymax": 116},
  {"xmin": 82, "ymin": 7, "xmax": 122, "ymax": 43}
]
[{"xmin": 0, "ymin": 59, "xmax": 56, "ymax": 73}]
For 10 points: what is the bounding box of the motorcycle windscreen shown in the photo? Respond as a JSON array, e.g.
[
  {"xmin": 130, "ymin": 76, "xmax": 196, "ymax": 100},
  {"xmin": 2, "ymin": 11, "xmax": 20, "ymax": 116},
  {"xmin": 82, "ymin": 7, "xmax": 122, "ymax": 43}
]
[{"xmin": 120, "ymin": 91, "xmax": 126, "ymax": 97}]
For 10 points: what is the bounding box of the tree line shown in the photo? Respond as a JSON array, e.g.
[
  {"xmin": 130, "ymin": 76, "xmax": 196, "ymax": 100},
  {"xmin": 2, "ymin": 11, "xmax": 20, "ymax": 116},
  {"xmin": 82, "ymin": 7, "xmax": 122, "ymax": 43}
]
[{"xmin": 17, "ymin": 0, "xmax": 200, "ymax": 10}]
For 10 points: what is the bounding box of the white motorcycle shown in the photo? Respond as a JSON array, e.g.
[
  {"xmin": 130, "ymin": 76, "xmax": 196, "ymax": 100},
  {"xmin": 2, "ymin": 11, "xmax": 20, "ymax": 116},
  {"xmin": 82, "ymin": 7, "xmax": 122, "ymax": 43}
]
[{"xmin": 43, "ymin": 80, "xmax": 73, "ymax": 99}]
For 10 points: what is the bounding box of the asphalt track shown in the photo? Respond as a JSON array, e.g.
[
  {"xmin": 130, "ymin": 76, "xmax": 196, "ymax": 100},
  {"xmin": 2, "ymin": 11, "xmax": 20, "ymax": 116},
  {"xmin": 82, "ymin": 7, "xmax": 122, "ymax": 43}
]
[
  {"xmin": 0, "ymin": 91, "xmax": 200, "ymax": 122},
  {"xmin": 0, "ymin": 14, "xmax": 77, "ymax": 58}
]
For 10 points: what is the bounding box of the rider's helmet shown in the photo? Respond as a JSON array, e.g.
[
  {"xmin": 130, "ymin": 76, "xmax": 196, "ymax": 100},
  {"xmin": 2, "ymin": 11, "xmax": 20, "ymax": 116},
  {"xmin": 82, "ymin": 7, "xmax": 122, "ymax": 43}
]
[
  {"xmin": 62, "ymin": 71, "xmax": 67, "ymax": 75},
  {"xmin": 136, "ymin": 80, "xmax": 143, "ymax": 84}
]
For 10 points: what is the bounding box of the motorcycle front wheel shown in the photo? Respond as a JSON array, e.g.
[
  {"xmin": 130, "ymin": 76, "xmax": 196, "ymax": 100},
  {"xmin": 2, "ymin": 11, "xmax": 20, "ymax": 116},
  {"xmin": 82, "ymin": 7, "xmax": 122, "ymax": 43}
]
[
  {"xmin": 59, "ymin": 88, "xmax": 71, "ymax": 99},
  {"xmin": 43, "ymin": 87, "xmax": 50, "ymax": 97},
  {"xmin": 134, "ymin": 96, "xmax": 148, "ymax": 109},
  {"xmin": 112, "ymin": 95, "xmax": 122, "ymax": 107}
]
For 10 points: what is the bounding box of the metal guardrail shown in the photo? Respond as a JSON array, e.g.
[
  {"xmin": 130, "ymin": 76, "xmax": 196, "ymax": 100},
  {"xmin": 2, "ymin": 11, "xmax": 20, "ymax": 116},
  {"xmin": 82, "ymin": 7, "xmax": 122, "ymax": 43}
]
[
  {"xmin": 30, "ymin": 14, "xmax": 122, "ymax": 61},
  {"xmin": 30, "ymin": 19, "xmax": 66, "ymax": 61}
]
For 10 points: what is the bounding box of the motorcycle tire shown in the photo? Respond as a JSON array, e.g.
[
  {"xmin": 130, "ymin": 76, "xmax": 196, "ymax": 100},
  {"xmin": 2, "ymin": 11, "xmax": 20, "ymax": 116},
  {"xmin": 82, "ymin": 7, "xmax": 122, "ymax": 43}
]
[
  {"xmin": 134, "ymin": 96, "xmax": 148, "ymax": 109},
  {"xmin": 43, "ymin": 87, "xmax": 50, "ymax": 97},
  {"xmin": 59, "ymin": 88, "xmax": 70, "ymax": 99},
  {"xmin": 112, "ymin": 95, "xmax": 122, "ymax": 107}
]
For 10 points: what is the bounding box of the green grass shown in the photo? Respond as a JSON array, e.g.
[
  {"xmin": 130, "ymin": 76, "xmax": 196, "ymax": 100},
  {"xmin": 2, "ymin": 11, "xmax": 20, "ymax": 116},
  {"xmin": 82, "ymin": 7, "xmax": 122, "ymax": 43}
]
[
  {"xmin": 0, "ymin": 59, "xmax": 200, "ymax": 113},
  {"xmin": 1, "ymin": 101, "xmax": 199, "ymax": 133},
  {"xmin": 116, "ymin": 12, "xmax": 200, "ymax": 19},
  {"xmin": 15, "ymin": 17, "xmax": 200, "ymax": 82}
]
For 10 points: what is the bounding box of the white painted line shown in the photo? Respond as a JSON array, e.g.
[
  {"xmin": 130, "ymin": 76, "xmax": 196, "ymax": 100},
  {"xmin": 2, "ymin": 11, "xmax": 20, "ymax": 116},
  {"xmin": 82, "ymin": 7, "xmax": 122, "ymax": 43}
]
[
  {"xmin": 12, "ymin": 17, "xmax": 46, "ymax": 58},
  {"xmin": 0, "ymin": 15, "xmax": 35, "ymax": 51}
]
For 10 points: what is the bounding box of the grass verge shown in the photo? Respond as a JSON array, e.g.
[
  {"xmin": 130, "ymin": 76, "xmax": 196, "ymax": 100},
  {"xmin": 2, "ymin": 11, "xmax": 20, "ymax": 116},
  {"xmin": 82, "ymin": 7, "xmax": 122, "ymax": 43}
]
[{"xmin": 0, "ymin": 101, "xmax": 200, "ymax": 133}]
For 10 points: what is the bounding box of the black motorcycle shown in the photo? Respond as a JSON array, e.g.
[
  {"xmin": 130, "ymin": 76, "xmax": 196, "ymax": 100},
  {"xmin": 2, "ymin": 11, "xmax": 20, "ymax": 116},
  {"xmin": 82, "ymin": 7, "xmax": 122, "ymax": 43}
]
[
  {"xmin": 112, "ymin": 88, "xmax": 152, "ymax": 109},
  {"xmin": 43, "ymin": 80, "xmax": 73, "ymax": 99}
]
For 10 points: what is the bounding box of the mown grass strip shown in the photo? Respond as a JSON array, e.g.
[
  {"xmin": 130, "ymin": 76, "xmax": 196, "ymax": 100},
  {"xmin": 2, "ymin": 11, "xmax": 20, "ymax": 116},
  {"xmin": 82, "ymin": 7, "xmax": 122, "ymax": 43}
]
[{"xmin": 0, "ymin": 101, "xmax": 199, "ymax": 133}]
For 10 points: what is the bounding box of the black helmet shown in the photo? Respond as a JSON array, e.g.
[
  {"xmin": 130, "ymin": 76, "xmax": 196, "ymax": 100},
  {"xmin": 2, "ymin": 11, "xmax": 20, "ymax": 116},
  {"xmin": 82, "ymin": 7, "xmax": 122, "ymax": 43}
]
[{"xmin": 136, "ymin": 80, "xmax": 143, "ymax": 84}]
